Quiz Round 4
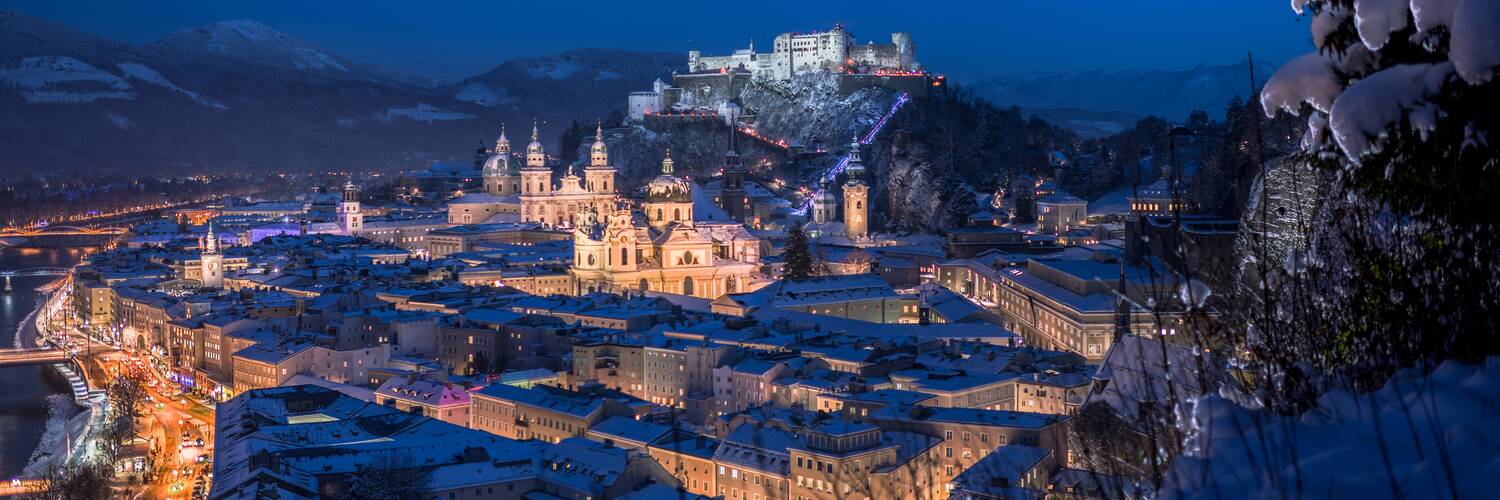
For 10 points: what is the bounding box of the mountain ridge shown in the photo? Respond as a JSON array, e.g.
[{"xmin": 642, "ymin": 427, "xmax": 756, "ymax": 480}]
[{"xmin": 0, "ymin": 11, "xmax": 683, "ymax": 174}]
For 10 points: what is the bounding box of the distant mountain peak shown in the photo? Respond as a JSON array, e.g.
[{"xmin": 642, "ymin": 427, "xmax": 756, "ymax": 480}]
[{"xmin": 153, "ymin": 18, "xmax": 354, "ymax": 75}]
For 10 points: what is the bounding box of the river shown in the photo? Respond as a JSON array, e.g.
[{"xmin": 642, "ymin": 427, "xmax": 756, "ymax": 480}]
[{"xmin": 0, "ymin": 247, "xmax": 86, "ymax": 479}]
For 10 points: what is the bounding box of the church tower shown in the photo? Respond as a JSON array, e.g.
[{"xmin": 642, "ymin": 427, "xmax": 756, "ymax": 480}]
[
  {"xmin": 720, "ymin": 129, "xmax": 748, "ymax": 222},
  {"xmin": 583, "ymin": 122, "xmax": 617, "ymax": 195},
  {"xmin": 520, "ymin": 121, "xmax": 554, "ymax": 224},
  {"xmin": 812, "ymin": 177, "xmax": 838, "ymax": 224},
  {"xmin": 843, "ymin": 139, "xmax": 869, "ymax": 240},
  {"xmin": 200, "ymin": 223, "xmax": 223, "ymax": 288},
  {"xmin": 483, "ymin": 125, "xmax": 517, "ymax": 196},
  {"xmin": 521, "ymin": 121, "xmax": 552, "ymax": 196},
  {"xmin": 339, "ymin": 180, "xmax": 362, "ymax": 235},
  {"xmin": 645, "ymin": 148, "xmax": 694, "ymax": 232}
]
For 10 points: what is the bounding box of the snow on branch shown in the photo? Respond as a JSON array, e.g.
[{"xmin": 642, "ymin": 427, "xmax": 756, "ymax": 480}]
[
  {"xmin": 1354, "ymin": 0, "xmax": 1409, "ymax": 49},
  {"xmin": 1329, "ymin": 62, "xmax": 1453, "ymax": 159}
]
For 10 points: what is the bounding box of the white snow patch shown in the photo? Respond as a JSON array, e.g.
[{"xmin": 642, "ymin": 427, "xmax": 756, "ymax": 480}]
[
  {"xmin": 453, "ymin": 82, "xmax": 517, "ymax": 107},
  {"xmin": 1178, "ymin": 278, "xmax": 1212, "ymax": 309},
  {"xmin": 117, "ymin": 62, "xmax": 228, "ymax": 109},
  {"xmin": 1411, "ymin": 0, "xmax": 1460, "ymax": 33},
  {"xmin": 1329, "ymin": 62, "xmax": 1452, "ymax": 159},
  {"xmin": 595, "ymin": 70, "xmax": 621, "ymax": 80},
  {"xmin": 381, "ymin": 104, "xmax": 476, "ymax": 123},
  {"xmin": 1354, "ymin": 0, "xmax": 1410, "ymax": 49},
  {"xmin": 1262, "ymin": 52, "xmax": 1344, "ymax": 116},
  {"xmin": 1451, "ymin": 0, "xmax": 1500, "ymax": 84},
  {"xmin": 292, "ymin": 47, "xmax": 348, "ymax": 72},
  {"xmin": 1292, "ymin": 0, "xmax": 1311, "ymax": 14},
  {"xmin": 1162, "ymin": 356, "xmax": 1500, "ymax": 500},
  {"xmin": 1303, "ymin": 112, "xmax": 1329, "ymax": 148},
  {"xmin": 0, "ymin": 56, "xmax": 137, "ymax": 103}
]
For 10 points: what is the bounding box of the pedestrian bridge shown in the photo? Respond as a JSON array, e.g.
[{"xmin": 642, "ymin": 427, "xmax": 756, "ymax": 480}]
[
  {"xmin": 0, "ymin": 225, "xmax": 128, "ymax": 237},
  {"xmin": 0, "ymin": 347, "xmax": 69, "ymax": 367},
  {"xmin": 2, "ymin": 267, "xmax": 69, "ymax": 291}
]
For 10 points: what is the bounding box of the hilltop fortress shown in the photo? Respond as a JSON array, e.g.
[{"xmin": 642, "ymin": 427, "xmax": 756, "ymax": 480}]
[
  {"xmin": 688, "ymin": 25, "xmax": 919, "ymax": 80},
  {"xmin": 630, "ymin": 25, "xmax": 938, "ymax": 121}
]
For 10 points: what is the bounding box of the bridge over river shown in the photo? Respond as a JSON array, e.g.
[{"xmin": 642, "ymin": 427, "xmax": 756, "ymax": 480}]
[{"xmin": 1, "ymin": 267, "xmax": 69, "ymax": 292}]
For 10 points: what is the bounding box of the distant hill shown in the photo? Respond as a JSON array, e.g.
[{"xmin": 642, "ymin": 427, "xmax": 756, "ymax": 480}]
[
  {"xmin": 0, "ymin": 11, "xmax": 683, "ymax": 174},
  {"xmin": 965, "ymin": 61, "xmax": 1277, "ymax": 129}
]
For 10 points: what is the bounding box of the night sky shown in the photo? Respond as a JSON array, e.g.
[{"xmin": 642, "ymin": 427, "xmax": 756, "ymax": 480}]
[{"xmin": 4, "ymin": 0, "xmax": 1310, "ymax": 80}]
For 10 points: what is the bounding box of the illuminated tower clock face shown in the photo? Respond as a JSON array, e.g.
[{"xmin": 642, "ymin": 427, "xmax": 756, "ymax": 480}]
[{"xmin": 209, "ymin": 262, "xmax": 219, "ymax": 272}]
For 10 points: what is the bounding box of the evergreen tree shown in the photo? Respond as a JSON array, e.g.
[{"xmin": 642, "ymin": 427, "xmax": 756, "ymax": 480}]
[
  {"xmin": 1250, "ymin": 0, "xmax": 1500, "ymax": 406},
  {"xmin": 783, "ymin": 225, "xmax": 813, "ymax": 279}
]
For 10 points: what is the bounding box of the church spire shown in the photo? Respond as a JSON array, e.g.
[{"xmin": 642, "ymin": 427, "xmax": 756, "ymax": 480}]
[
  {"xmin": 525, "ymin": 118, "xmax": 546, "ymax": 169},
  {"xmin": 496, "ymin": 124, "xmax": 510, "ymax": 153},
  {"xmin": 204, "ymin": 223, "xmax": 218, "ymax": 254},
  {"xmin": 661, "ymin": 147, "xmax": 674, "ymax": 175}
]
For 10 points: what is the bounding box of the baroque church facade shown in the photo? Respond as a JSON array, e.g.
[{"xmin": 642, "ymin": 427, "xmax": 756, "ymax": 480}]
[
  {"xmin": 570, "ymin": 149, "xmax": 766, "ymax": 299},
  {"xmin": 448, "ymin": 123, "xmax": 619, "ymax": 228}
]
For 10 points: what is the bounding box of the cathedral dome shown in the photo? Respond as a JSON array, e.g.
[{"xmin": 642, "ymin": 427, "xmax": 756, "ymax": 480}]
[
  {"xmin": 647, "ymin": 148, "xmax": 691, "ymax": 203},
  {"xmin": 647, "ymin": 175, "xmax": 693, "ymax": 203},
  {"xmin": 481, "ymin": 153, "xmax": 511, "ymax": 175}
]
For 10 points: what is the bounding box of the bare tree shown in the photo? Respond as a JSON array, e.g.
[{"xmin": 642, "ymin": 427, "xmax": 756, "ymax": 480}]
[{"xmin": 24, "ymin": 459, "xmax": 113, "ymax": 500}]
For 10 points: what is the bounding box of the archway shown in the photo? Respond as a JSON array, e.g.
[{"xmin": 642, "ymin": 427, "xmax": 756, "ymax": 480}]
[{"xmin": 682, "ymin": 276, "xmax": 694, "ymax": 296}]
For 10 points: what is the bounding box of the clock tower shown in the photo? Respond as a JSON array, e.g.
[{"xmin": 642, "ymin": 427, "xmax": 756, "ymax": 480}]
[{"xmin": 201, "ymin": 223, "xmax": 223, "ymax": 288}]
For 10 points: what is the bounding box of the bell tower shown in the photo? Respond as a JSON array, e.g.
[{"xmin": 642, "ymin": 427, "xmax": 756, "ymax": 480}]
[
  {"xmin": 843, "ymin": 139, "xmax": 869, "ymax": 240},
  {"xmin": 520, "ymin": 121, "xmax": 553, "ymax": 224},
  {"xmin": 200, "ymin": 223, "xmax": 223, "ymax": 288},
  {"xmin": 720, "ymin": 128, "xmax": 748, "ymax": 222},
  {"xmin": 584, "ymin": 122, "xmax": 617, "ymax": 195},
  {"xmin": 339, "ymin": 180, "xmax": 362, "ymax": 235},
  {"xmin": 812, "ymin": 177, "xmax": 837, "ymax": 224}
]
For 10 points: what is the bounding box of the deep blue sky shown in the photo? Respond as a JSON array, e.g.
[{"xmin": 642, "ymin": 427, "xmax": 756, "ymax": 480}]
[{"xmin": 5, "ymin": 0, "xmax": 1310, "ymax": 80}]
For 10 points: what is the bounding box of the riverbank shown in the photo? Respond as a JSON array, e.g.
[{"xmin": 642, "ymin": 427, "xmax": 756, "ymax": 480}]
[{"xmin": 0, "ymin": 248, "xmax": 80, "ymax": 479}]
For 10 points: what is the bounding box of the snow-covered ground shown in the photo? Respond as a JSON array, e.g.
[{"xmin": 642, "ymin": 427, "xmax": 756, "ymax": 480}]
[
  {"xmin": 453, "ymin": 82, "xmax": 518, "ymax": 107},
  {"xmin": 22, "ymin": 394, "xmax": 85, "ymax": 477},
  {"xmin": 0, "ymin": 56, "xmax": 135, "ymax": 103},
  {"xmin": 380, "ymin": 104, "xmax": 476, "ymax": 123},
  {"xmin": 117, "ymin": 62, "xmax": 228, "ymax": 109},
  {"xmin": 1088, "ymin": 187, "xmax": 1133, "ymax": 216},
  {"xmin": 1162, "ymin": 356, "xmax": 1500, "ymax": 499}
]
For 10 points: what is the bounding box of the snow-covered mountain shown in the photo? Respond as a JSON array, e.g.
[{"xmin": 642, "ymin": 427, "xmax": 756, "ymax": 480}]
[
  {"xmin": 0, "ymin": 11, "xmax": 681, "ymax": 173},
  {"xmin": 966, "ymin": 61, "xmax": 1278, "ymax": 128}
]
